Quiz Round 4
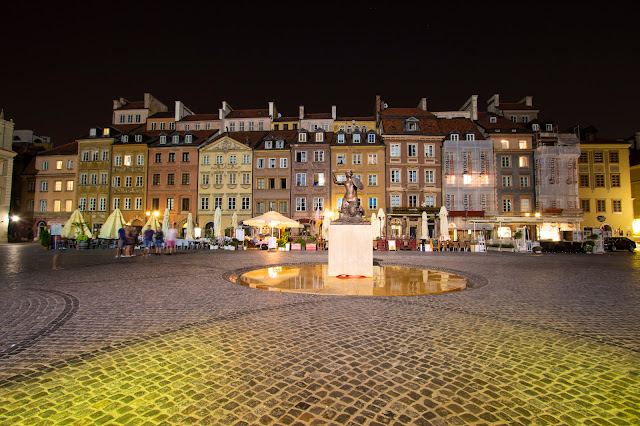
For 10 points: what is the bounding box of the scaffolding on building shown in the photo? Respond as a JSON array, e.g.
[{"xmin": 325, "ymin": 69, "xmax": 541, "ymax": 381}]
[{"xmin": 535, "ymin": 131, "xmax": 581, "ymax": 212}]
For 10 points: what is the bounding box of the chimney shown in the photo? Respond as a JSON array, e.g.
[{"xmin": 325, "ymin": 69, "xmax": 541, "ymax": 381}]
[
  {"xmin": 520, "ymin": 96, "xmax": 533, "ymax": 107},
  {"xmin": 460, "ymin": 95, "xmax": 478, "ymax": 121},
  {"xmin": 331, "ymin": 105, "xmax": 336, "ymax": 120},
  {"xmin": 144, "ymin": 93, "xmax": 151, "ymax": 109},
  {"xmin": 487, "ymin": 94, "xmax": 500, "ymax": 114},
  {"xmin": 269, "ymin": 101, "xmax": 276, "ymax": 119},
  {"xmin": 299, "ymin": 105, "xmax": 305, "ymax": 120},
  {"xmin": 175, "ymin": 101, "xmax": 182, "ymax": 122},
  {"xmin": 418, "ymin": 98, "xmax": 428, "ymax": 111}
]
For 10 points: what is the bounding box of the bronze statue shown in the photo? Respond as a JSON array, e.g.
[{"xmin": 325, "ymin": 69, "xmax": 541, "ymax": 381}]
[{"xmin": 333, "ymin": 170, "xmax": 365, "ymax": 223}]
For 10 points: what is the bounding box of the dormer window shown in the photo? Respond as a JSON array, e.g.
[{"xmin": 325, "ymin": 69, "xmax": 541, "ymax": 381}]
[
  {"xmin": 185, "ymin": 134, "xmax": 193, "ymax": 144},
  {"xmin": 135, "ymin": 135, "xmax": 142, "ymax": 142},
  {"xmin": 532, "ymin": 124, "xmax": 540, "ymax": 131},
  {"xmin": 298, "ymin": 132, "xmax": 307, "ymax": 142},
  {"xmin": 466, "ymin": 134, "xmax": 475, "ymax": 141},
  {"xmin": 265, "ymin": 140, "xmax": 273, "ymax": 149},
  {"xmin": 160, "ymin": 135, "xmax": 167, "ymax": 144},
  {"xmin": 546, "ymin": 124, "xmax": 553, "ymax": 131},
  {"xmin": 122, "ymin": 135, "xmax": 129, "ymax": 143},
  {"xmin": 315, "ymin": 132, "xmax": 324, "ymax": 142},
  {"xmin": 405, "ymin": 117, "xmax": 419, "ymax": 132},
  {"xmin": 489, "ymin": 117, "xmax": 497, "ymax": 123},
  {"xmin": 275, "ymin": 139, "xmax": 284, "ymax": 149},
  {"xmin": 353, "ymin": 134, "xmax": 360, "ymax": 143},
  {"xmin": 362, "ymin": 125, "xmax": 367, "ymax": 132},
  {"xmin": 172, "ymin": 135, "xmax": 180, "ymax": 144},
  {"xmin": 339, "ymin": 126, "xmax": 345, "ymax": 131},
  {"xmin": 450, "ymin": 133, "xmax": 459, "ymax": 141},
  {"xmin": 337, "ymin": 133, "xmax": 345, "ymax": 143},
  {"xmin": 90, "ymin": 128, "xmax": 97, "ymax": 137},
  {"xmin": 103, "ymin": 128, "xmax": 110, "ymax": 136},
  {"xmin": 354, "ymin": 126, "xmax": 360, "ymax": 132},
  {"xmin": 367, "ymin": 133, "xmax": 376, "ymax": 143}
]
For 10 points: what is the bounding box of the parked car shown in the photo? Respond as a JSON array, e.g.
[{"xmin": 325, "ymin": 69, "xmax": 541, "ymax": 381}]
[{"xmin": 604, "ymin": 237, "xmax": 636, "ymax": 252}]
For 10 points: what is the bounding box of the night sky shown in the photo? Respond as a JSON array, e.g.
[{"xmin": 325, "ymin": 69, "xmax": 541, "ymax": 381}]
[{"xmin": 3, "ymin": 3, "xmax": 639, "ymax": 145}]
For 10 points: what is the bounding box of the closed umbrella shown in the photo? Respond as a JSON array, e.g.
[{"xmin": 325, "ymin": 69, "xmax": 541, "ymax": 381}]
[
  {"xmin": 322, "ymin": 209, "xmax": 332, "ymax": 240},
  {"xmin": 439, "ymin": 206, "xmax": 450, "ymax": 240},
  {"xmin": 377, "ymin": 208, "xmax": 385, "ymax": 238},
  {"xmin": 371, "ymin": 212, "xmax": 378, "ymax": 239},
  {"xmin": 232, "ymin": 212, "xmax": 238, "ymax": 230},
  {"xmin": 61, "ymin": 209, "xmax": 92, "ymax": 239},
  {"xmin": 186, "ymin": 212, "xmax": 195, "ymax": 240},
  {"xmin": 420, "ymin": 211, "xmax": 428, "ymax": 240},
  {"xmin": 162, "ymin": 208, "xmax": 170, "ymax": 236},
  {"xmin": 143, "ymin": 213, "xmax": 161, "ymax": 232},
  {"xmin": 214, "ymin": 207, "xmax": 222, "ymax": 239},
  {"xmin": 98, "ymin": 208, "xmax": 126, "ymax": 239}
]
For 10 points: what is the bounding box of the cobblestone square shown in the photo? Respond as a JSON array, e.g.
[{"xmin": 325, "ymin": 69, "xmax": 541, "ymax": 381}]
[{"xmin": 1, "ymin": 244, "xmax": 639, "ymax": 425}]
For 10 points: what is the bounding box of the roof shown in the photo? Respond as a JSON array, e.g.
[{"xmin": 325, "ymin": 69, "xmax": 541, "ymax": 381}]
[
  {"xmin": 112, "ymin": 124, "xmax": 146, "ymax": 133},
  {"xmin": 380, "ymin": 117, "xmax": 440, "ymax": 135},
  {"xmin": 436, "ymin": 118, "xmax": 485, "ymax": 140},
  {"xmin": 180, "ymin": 114, "xmax": 219, "ymax": 121},
  {"xmin": 148, "ymin": 112, "xmax": 175, "ymax": 119},
  {"xmin": 254, "ymin": 130, "xmax": 298, "ymax": 149},
  {"xmin": 476, "ymin": 112, "xmax": 530, "ymax": 132},
  {"xmin": 273, "ymin": 115, "xmax": 299, "ymax": 122},
  {"xmin": 39, "ymin": 141, "xmax": 78, "ymax": 156},
  {"xmin": 114, "ymin": 101, "xmax": 145, "ymax": 111},
  {"xmin": 302, "ymin": 113, "xmax": 332, "ymax": 120},
  {"xmin": 379, "ymin": 108, "xmax": 434, "ymax": 118},
  {"xmin": 579, "ymin": 137, "xmax": 631, "ymax": 145},
  {"xmin": 226, "ymin": 109, "xmax": 269, "ymax": 119},
  {"xmin": 336, "ymin": 116, "xmax": 375, "ymax": 122}
]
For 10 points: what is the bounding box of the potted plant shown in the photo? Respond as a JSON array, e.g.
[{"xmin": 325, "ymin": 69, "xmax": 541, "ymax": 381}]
[
  {"xmin": 40, "ymin": 227, "xmax": 52, "ymax": 249},
  {"xmin": 72, "ymin": 221, "xmax": 91, "ymax": 249}
]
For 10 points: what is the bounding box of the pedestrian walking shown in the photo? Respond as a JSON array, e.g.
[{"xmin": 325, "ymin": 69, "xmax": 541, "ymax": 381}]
[
  {"xmin": 52, "ymin": 235, "xmax": 63, "ymax": 270},
  {"xmin": 154, "ymin": 228, "xmax": 164, "ymax": 255},
  {"xmin": 116, "ymin": 225, "xmax": 126, "ymax": 258},
  {"xmin": 143, "ymin": 225, "xmax": 154, "ymax": 256},
  {"xmin": 166, "ymin": 222, "xmax": 178, "ymax": 255},
  {"xmin": 125, "ymin": 226, "xmax": 136, "ymax": 257}
]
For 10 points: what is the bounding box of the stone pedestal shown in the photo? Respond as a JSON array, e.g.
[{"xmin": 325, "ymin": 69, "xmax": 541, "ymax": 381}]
[{"xmin": 328, "ymin": 224, "xmax": 373, "ymax": 277}]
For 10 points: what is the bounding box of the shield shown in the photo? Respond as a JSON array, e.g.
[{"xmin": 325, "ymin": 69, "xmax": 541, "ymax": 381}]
[
  {"xmin": 439, "ymin": 206, "xmax": 450, "ymax": 240},
  {"xmin": 186, "ymin": 212, "xmax": 195, "ymax": 240},
  {"xmin": 351, "ymin": 174, "xmax": 364, "ymax": 190},
  {"xmin": 98, "ymin": 208, "xmax": 126, "ymax": 239},
  {"xmin": 61, "ymin": 209, "xmax": 92, "ymax": 239}
]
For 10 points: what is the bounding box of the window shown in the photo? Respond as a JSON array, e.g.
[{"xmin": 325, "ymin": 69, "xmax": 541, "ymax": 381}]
[
  {"xmin": 114, "ymin": 156, "xmax": 122, "ymax": 166},
  {"xmin": 183, "ymin": 152, "xmax": 190, "ymax": 162},
  {"xmin": 152, "ymin": 174, "xmax": 160, "ymax": 185},
  {"xmin": 113, "ymin": 176, "xmax": 120, "ymax": 187},
  {"xmin": 81, "ymin": 151, "xmax": 89, "ymax": 162},
  {"xmin": 368, "ymin": 133, "xmax": 376, "ymax": 143},
  {"xmin": 611, "ymin": 174, "xmax": 620, "ymax": 187},
  {"xmin": 160, "ymin": 135, "xmax": 167, "ymax": 144},
  {"xmin": 67, "ymin": 160, "xmax": 74, "ymax": 169},
  {"xmin": 280, "ymin": 178, "xmax": 287, "ymax": 189},
  {"xmin": 466, "ymin": 133, "xmax": 475, "ymax": 141},
  {"xmin": 124, "ymin": 155, "xmax": 132, "ymax": 166},
  {"xmin": 168, "ymin": 153, "xmax": 175, "ymax": 163},
  {"xmin": 352, "ymin": 134, "xmax": 360, "ymax": 143},
  {"xmin": 352, "ymin": 154, "xmax": 361, "ymax": 165},
  {"xmin": 90, "ymin": 173, "xmax": 97, "ymax": 185},
  {"xmin": 80, "ymin": 174, "xmax": 87, "ymax": 185},
  {"xmin": 510, "ymin": 116, "xmax": 517, "ymax": 123},
  {"xmin": 41, "ymin": 181, "xmax": 48, "ymax": 192},
  {"xmin": 580, "ymin": 174, "xmax": 589, "ymax": 187},
  {"xmin": 255, "ymin": 202, "xmax": 265, "ymax": 213},
  {"xmin": 268, "ymin": 158, "xmax": 276, "ymax": 168},
  {"xmin": 202, "ymin": 155, "xmax": 210, "ymax": 165},
  {"xmin": 313, "ymin": 173, "xmax": 324, "ymax": 186},
  {"xmin": 609, "ymin": 151, "xmax": 619, "ymax": 163},
  {"xmin": 408, "ymin": 144, "xmax": 417, "ymax": 157},
  {"xmin": 368, "ymin": 154, "xmax": 377, "ymax": 165},
  {"xmin": 502, "ymin": 176, "xmax": 512, "ymax": 187},
  {"xmin": 296, "ymin": 151, "xmax": 307, "ymax": 162},
  {"xmin": 43, "ymin": 161, "xmax": 50, "ymax": 171},
  {"xmin": 391, "ymin": 195, "xmax": 401, "ymax": 207},
  {"xmin": 137, "ymin": 155, "xmax": 144, "ymax": 165},
  {"xmin": 201, "ymin": 197, "xmax": 209, "ymax": 210},
  {"xmin": 337, "ymin": 134, "xmax": 345, "ymax": 143},
  {"xmin": 298, "ymin": 133, "xmax": 307, "ymax": 142},
  {"xmin": 99, "ymin": 197, "xmax": 106, "ymax": 211},
  {"xmin": 316, "ymin": 132, "xmax": 324, "ymax": 142},
  {"xmin": 519, "ymin": 156, "xmax": 529, "ymax": 168},
  {"xmin": 55, "ymin": 160, "xmax": 63, "ymax": 170},
  {"xmin": 256, "ymin": 178, "xmax": 264, "ymax": 189},
  {"xmin": 167, "ymin": 174, "xmax": 175, "ymax": 185},
  {"xmin": 424, "ymin": 195, "xmax": 435, "ymax": 207},
  {"xmin": 243, "ymin": 173, "xmax": 251, "ymax": 185},
  {"xmin": 66, "ymin": 180, "xmax": 74, "ymax": 191},
  {"xmin": 259, "ymin": 122, "xmax": 264, "ymax": 131},
  {"xmin": 407, "ymin": 194, "xmax": 417, "ymax": 207},
  {"xmin": 520, "ymin": 176, "xmax": 530, "ymax": 187},
  {"xmin": 229, "ymin": 154, "xmax": 236, "ymax": 164},
  {"xmin": 313, "ymin": 197, "xmax": 324, "ymax": 211},
  {"xmin": 594, "ymin": 152, "xmax": 603, "ymax": 163},
  {"xmin": 450, "ymin": 133, "xmax": 459, "ymax": 141},
  {"xmin": 390, "ymin": 144, "xmax": 400, "ymax": 157},
  {"xmin": 185, "ymin": 134, "xmax": 192, "ymax": 144},
  {"xmin": 579, "ymin": 152, "xmax": 588, "ymax": 163},
  {"xmin": 172, "ymin": 135, "xmax": 179, "ymax": 144},
  {"xmin": 54, "ymin": 181, "xmax": 62, "ymax": 191},
  {"xmin": 257, "ymin": 158, "xmax": 265, "ymax": 168},
  {"xmin": 501, "ymin": 156, "xmax": 511, "ymax": 168},
  {"xmin": 243, "ymin": 154, "xmax": 250, "ymax": 164},
  {"xmin": 215, "ymin": 173, "xmax": 222, "ymax": 185},
  {"xmin": 225, "ymin": 197, "xmax": 235, "ymax": 210},
  {"xmin": 368, "ymin": 197, "xmax": 377, "ymax": 210},
  {"xmin": 501, "ymin": 140, "xmax": 509, "ymax": 149},
  {"xmin": 280, "ymin": 158, "xmax": 288, "ymax": 169},
  {"xmin": 79, "ymin": 198, "xmax": 86, "ymax": 211},
  {"xmin": 613, "ymin": 200, "xmax": 622, "ymax": 213},
  {"xmin": 155, "ymin": 153, "xmax": 162, "ymax": 163},
  {"xmin": 201, "ymin": 174, "xmax": 210, "ymax": 185},
  {"xmin": 182, "ymin": 173, "xmax": 190, "ymax": 185},
  {"xmin": 134, "ymin": 176, "xmax": 142, "ymax": 187},
  {"xmin": 425, "ymin": 170, "xmax": 435, "ymax": 184},
  {"xmin": 595, "ymin": 174, "xmax": 605, "ymax": 187},
  {"xmin": 296, "ymin": 197, "xmax": 306, "ymax": 211},
  {"xmin": 125, "ymin": 176, "xmax": 132, "ymax": 187},
  {"xmin": 581, "ymin": 199, "xmax": 590, "ymax": 212},
  {"xmin": 315, "ymin": 150, "xmax": 325, "ymax": 162},
  {"xmin": 596, "ymin": 199, "xmax": 606, "ymax": 212},
  {"xmin": 391, "ymin": 170, "xmax": 400, "ymax": 183},
  {"xmin": 229, "ymin": 173, "xmax": 236, "ymax": 185},
  {"xmin": 242, "ymin": 197, "xmax": 250, "ymax": 210},
  {"xmin": 279, "ymin": 201, "xmax": 287, "ymax": 214},
  {"xmin": 368, "ymin": 174, "xmax": 377, "ymax": 186},
  {"xmin": 503, "ymin": 198, "xmax": 513, "ymax": 212},
  {"xmin": 40, "ymin": 200, "xmax": 47, "ymax": 212},
  {"xmin": 336, "ymin": 154, "xmax": 346, "ymax": 165},
  {"xmin": 425, "ymin": 144, "xmax": 434, "ymax": 158},
  {"xmin": 520, "ymin": 198, "xmax": 530, "ymax": 213},
  {"xmin": 408, "ymin": 170, "xmax": 417, "ymax": 183},
  {"xmin": 519, "ymin": 140, "xmax": 528, "ymax": 149},
  {"xmin": 228, "ymin": 122, "xmax": 235, "ymax": 132},
  {"xmin": 216, "ymin": 155, "xmax": 223, "ymax": 164},
  {"xmin": 296, "ymin": 173, "xmax": 307, "ymax": 186}
]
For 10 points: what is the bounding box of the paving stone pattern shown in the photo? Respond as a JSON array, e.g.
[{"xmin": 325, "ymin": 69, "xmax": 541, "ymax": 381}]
[{"xmin": 0, "ymin": 244, "xmax": 639, "ymax": 425}]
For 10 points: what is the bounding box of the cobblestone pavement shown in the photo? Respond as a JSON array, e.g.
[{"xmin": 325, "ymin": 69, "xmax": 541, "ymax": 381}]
[{"xmin": 1, "ymin": 243, "xmax": 639, "ymax": 425}]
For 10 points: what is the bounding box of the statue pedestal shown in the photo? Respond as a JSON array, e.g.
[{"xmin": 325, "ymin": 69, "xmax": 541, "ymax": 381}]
[{"xmin": 328, "ymin": 224, "xmax": 373, "ymax": 277}]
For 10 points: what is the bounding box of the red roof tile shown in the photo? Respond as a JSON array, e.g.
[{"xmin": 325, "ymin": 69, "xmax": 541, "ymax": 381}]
[
  {"xmin": 226, "ymin": 109, "xmax": 269, "ymax": 119},
  {"xmin": 436, "ymin": 118, "xmax": 485, "ymax": 140},
  {"xmin": 39, "ymin": 141, "xmax": 78, "ymax": 155},
  {"xmin": 180, "ymin": 114, "xmax": 219, "ymax": 121},
  {"xmin": 381, "ymin": 118, "xmax": 440, "ymax": 134},
  {"xmin": 476, "ymin": 112, "xmax": 528, "ymax": 131}
]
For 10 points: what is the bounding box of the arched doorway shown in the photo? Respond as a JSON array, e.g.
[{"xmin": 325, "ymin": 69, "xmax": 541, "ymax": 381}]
[{"xmin": 37, "ymin": 221, "xmax": 47, "ymax": 239}]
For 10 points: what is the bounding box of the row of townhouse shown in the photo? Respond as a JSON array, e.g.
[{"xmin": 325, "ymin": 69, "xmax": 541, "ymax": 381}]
[{"xmin": 19, "ymin": 93, "xmax": 635, "ymax": 242}]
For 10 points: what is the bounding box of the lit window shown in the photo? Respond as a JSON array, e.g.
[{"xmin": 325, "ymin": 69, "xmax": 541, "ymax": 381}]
[
  {"xmin": 501, "ymin": 140, "xmax": 509, "ymax": 149},
  {"xmin": 519, "ymin": 140, "xmax": 528, "ymax": 149},
  {"xmin": 519, "ymin": 156, "xmax": 529, "ymax": 168}
]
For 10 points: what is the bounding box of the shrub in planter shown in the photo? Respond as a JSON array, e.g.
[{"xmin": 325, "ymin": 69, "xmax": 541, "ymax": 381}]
[
  {"xmin": 294, "ymin": 237, "xmax": 306, "ymax": 249},
  {"xmin": 40, "ymin": 228, "xmax": 52, "ymax": 248},
  {"xmin": 500, "ymin": 243, "xmax": 514, "ymax": 249}
]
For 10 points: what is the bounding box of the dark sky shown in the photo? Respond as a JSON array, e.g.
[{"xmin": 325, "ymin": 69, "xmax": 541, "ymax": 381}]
[{"xmin": 3, "ymin": 2, "xmax": 639, "ymax": 145}]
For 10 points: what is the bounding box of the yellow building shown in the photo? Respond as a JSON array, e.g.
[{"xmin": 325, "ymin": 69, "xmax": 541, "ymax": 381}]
[
  {"xmin": 110, "ymin": 133, "xmax": 149, "ymax": 228},
  {"xmin": 0, "ymin": 109, "xmax": 16, "ymax": 243},
  {"xmin": 333, "ymin": 116, "xmax": 376, "ymax": 134},
  {"xmin": 578, "ymin": 129, "xmax": 634, "ymax": 237},
  {"xmin": 198, "ymin": 132, "xmax": 264, "ymax": 232}
]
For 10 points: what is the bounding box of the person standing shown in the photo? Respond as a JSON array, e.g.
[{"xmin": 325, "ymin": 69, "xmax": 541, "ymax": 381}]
[
  {"xmin": 125, "ymin": 226, "xmax": 136, "ymax": 257},
  {"xmin": 166, "ymin": 222, "xmax": 178, "ymax": 255},
  {"xmin": 154, "ymin": 228, "xmax": 164, "ymax": 255},
  {"xmin": 116, "ymin": 226, "xmax": 126, "ymax": 258},
  {"xmin": 143, "ymin": 225, "xmax": 155, "ymax": 256}
]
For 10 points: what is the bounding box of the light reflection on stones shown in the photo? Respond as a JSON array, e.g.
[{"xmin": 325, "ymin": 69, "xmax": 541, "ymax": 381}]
[{"xmin": 238, "ymin": 264, "xmax": 466, "ymax": 296}]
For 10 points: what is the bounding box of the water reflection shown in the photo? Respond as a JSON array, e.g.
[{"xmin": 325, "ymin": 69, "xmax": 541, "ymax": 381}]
[{"xmin": 238, "ymin": 265, "xmax": 466, "ymax": 296}]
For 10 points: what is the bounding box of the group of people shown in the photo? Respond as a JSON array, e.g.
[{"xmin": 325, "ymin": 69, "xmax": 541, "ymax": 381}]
[{"xmin": 116, "ymin": 222, "xmax": 179, "ymax": 257}]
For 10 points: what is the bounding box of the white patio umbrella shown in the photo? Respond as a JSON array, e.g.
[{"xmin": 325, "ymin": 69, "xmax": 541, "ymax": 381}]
[
  {"xmin": 439, "ymin": 206, "xmax": 450, "ymax": 240},
  {"xmin": 185, "ymin": 212, "xmax": 195, "ymax": 240},
  {"xmin": 98, "ymin": 208, "xmax": 126, "ymax": 239},
  {"xmin": 143, "ymin": 213, "xmax": 161, "ymax": 232},
  {"xmin": 371, "ymin": 212, "xmax": 379, "ymax": 239},
  {"xmin": 377, "ymin": 208, "xmax": 385, "ymax": 238},
  {"xmin": 420, "ymin": 211, "xmax": 428, "ymax": 240},
  {"xmin": 61, "ymin": 209, "xmax": 92, "ymax": 239},
  {"xmin": 232, "ymin": 211, "xmax": 238, "ymax": 230},
  {"xmin": 162, "ymin": 208, "xmax": 170, "ymax": 236},
  {"xmin": 244, "ymin": 211, "xmax": 302, "ymax": 236},
  {"xmin": 214, "ymin": 207, "xmax": 222, "ymax": 239},
  {"xmin": 322, "ymin": 209, "xmax": 332, "ymax": 240}
]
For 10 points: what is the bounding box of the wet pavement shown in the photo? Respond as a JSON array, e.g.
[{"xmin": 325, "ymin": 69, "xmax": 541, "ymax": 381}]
[{"xmin": 1, "ymin": 243, "xmax": 639, "ymax": 425}]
